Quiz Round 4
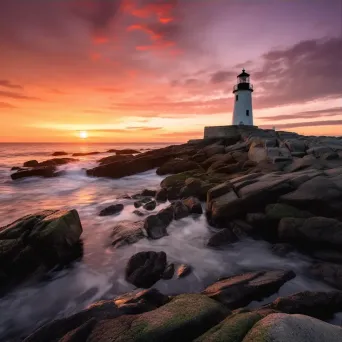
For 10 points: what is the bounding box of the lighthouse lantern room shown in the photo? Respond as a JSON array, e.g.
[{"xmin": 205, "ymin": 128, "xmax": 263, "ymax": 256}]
[{"xmin": 232, "ymin": 69, "xmax": 254, "ymax": 126}]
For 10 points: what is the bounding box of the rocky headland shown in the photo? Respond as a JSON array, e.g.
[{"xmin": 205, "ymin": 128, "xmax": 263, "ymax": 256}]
[{"xmin": 5, "ymin": 125, "xmax": 342, "ymax": 341}]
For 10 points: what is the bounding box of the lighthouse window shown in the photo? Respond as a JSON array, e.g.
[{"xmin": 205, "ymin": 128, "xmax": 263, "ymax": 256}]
[
  {"xmin": 236, "ymin": 95, "xmax": 238, "ymax": 101},
  {"xmin": 246, "ymin": 110, "xmax": 250, "ymax": 116}
]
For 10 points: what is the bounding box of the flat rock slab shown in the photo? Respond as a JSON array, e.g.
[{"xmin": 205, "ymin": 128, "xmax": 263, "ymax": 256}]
[
  {"xmin": 202, "ymin": 270, "xmax": 295, "ymax": 309},
  {"xmin": 109, "ymin": 221, "xmax": 145, "ymax": 248}
]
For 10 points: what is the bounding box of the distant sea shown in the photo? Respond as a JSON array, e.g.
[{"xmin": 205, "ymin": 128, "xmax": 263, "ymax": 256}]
[{"xmin": 0, "ymin": 141, "xmax": 340, "ymax": 341}]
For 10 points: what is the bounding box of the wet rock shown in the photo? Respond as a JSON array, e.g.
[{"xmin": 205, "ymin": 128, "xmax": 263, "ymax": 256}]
[
  {"xmin": 52, "ymin": 151, "xmax": 68, "ymax": 156},
  {"xmin": 243, "ymin": 313, "xmax": 342, "ymax": 342},
  {"xmin": 176, "ymin": 264, "xmax": 192, "ymax": 278},
  {"xmin": 155, "ymin": 188, "xmax": 167, "ymax": 202},
  {"xmin": 266, "ymin": 203, "xmax": 312, "ymax": 220},
  {"xmin": 110, "ymin": 148, "xmax": 140, "ymax": 155},
  {"xmin": 172, "ymin": 201, "xmax": 190, "ymax": 220},
  {"xmin": 182, "ymin": 196, "xmax": 203, "ymax": 214},
  {"xmin": 202, "ymin": 270, "xmax": 296, "ymax": 309},
  {"xmin": 0, "ymin": 210, "xmax": 83, "ymax": 292},
  {"xmin": 11, "ymin": 166, "xmax": 22, "ymax": 171},
  {"xmin": 264, "ymin": 291, "xmax": 342, "ymax": 319},
  {"xmin": 72, "ymin": 152, "xmax": 100, "ymax": 156},
  {"xmin": 278, "ymin": 217, "xmax": 342, "ymax": 249},
  {"xmin": 311, "ymin": 250, "xmax": 342, "ymax": 263},
  {"xmin": 141, "ymin": 189, "xmax": 156, "ymax": 197},
  {"xmin": 207, "ymin": 227, "xmax": 239, "ymax": 247},
  {"xmin": 132, "ymin": 209, "xmax": 145, "ymax": 217},
  {"xmin": 134, "ymin": 197, "xmax": 151, "ymax": 208},
  {"xmin": 38, "ymin": 158, "xmax": 78, "ymax": 167},
  {"xmin": 143, "ymin": 200, "xmax": 157, "ymax": 211},
  {"xmin": 23, "ymin": 160, "xmax": 39, "ymax": 167},
  {"xmin": 144, "ymin": 206, "xmax": 174, "ymax": 239},
  {"xmin": 11, "ymin": 165, "xmax": 57, "ymax": 180},
  {"xmin": 87, "ymin": 294, "xmax": 229, "ymax": 342},
  {"xmin": 156, "ymin": 159, "xmax": 201, "ymax": 176},
  {"xmin": 99, "ymin": 203, "xmax": 124, "ymax": 216},
  {"xmin": 202, "ymin": 144, "xmax": 226, "ymax": 157},
  {"xmin": 109, "ymin": 221, "xmax": 145, "ymax": 248},
  {"xmin": 98, "ymin": 154, "xmax": 133, "ymax": 165},
  {"xmin": 162, "ymin": 263, "xmax": 175, "ymax": 280},
  {"xmin": 125, "ymin": 251, "xmax": 167, "ymax": 288},
  {"xmin": 310, "ymin": 262, "xmax": 342, "ymax": 289}
]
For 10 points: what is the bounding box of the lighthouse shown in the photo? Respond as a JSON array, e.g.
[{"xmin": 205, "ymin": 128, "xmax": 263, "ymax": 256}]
[{"xmin": 232, "ymin": 69, "xmax": 254, "ymax": 125}]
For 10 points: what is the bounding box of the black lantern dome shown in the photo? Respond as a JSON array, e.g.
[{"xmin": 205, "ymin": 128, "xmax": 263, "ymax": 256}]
[{"xmin": 233, "ymin": 69, "xmax": 253, "ymax": 93}]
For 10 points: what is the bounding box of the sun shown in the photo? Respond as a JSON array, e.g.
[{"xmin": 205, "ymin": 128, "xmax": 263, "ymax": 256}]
[{"xmin": 79, "ymin": 131, "xmax": 88, "ymax": 139}]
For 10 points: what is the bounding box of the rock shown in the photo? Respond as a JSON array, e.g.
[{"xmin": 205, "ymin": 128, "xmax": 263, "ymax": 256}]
[
  {"xmin": 24, "ymin": 289, "xmax": 168, "ymax": 342},
  {"xmin": 134, "ymin": 197, "xmax": 151, "ymax": 208},
  {"xmin": 52, "ymin": 151, "xmax": 68, "ymax": 156},
  {"xmin": 162, "ymin": 263, "xmax": 175, "ymax": 280},
  {"xmin": 195, "ymin": 310, "xmax": 267, "ymax": 342},
  {"xmin": 86, "ymin": 294, "xmax": 229, "ymax": 342},
  {"xmin": 207, "ymin": 227, "xmax": 239, "ymax": 247},
  {"xmin": 182, "ymin": 196, "xmax": 203, "ymax": 214},
  {"xmin": 87, "ymin": 149, "xmax": 173, "ymax": 178},
  {"xmin": 155, "ymin": 188, "xmax": 167, "ymax": 202},
  {"xmin": 176, "ymin": 264, "xmax": 192, "ymax": 278},
  {"xmin": 99, "ymin": 204, "xmax": 124, "ymax": 216},
  {"xmin": 322, "ymin": 151, "xmax": 339, "ymax": 160},
  {"xmin": 311, "ymin": 250, "xmax": 342, "ymax": 263},
  {"xmin": 132, "ymin": 210, "xmax": 145, "ymax": 217},
  {"xmin": 11, "ymin": 165, "xmax": 57, "ymax": 180},
  {"xmin": 10, "ymin": 166, "xmax": 21, "ymax": 171},
  {"xmin": 141, "ymin": 189, "xmax": 156, "ymax": 197},
  {"xmin": 143, "ymin": 201, "xmax": 157, "ymax": 211},
  {"xmin": 38, "ymin": 158, "xmax": 78, "ymax": 167},
  {"xmin": 243, "ymin": 313, "xmax": 342, "ymax": 342},
  {"xmin": 307, "ymin": 146, "xmax": 333, "ymax": 158},
  {"xmin": 264, "ymin": 291, "xmax": 342, "ymax": 319},
  {"xmin": 98, "ymin": 154, "xmax": 133, "ymax": 165},
  {"xmin": 72, "ymin": 152, "xmax": 100, "ymax": 156},
  {"xmin": 125, "ymin": 251, "xmax": 167, "ymax": 288},
  {"xmin": 113, "ymin": 148, "xmax": 141, "ymax": 155},
  {"xmin": 23, "ymin": 160, "xmax": 39, "ymax": 167},
  {"xmin": 278, "ymin": 217, "xmax": 342, "ymax": 249},
  {"xmin": 172, "ymin": 201, "xmax": 190, "ymax": 220},
  {"xmin": 310, "ymin": 262, "xmax": 342, "ymax": 289},
  {"xmin": 203, "ymin": 270, "xmax": 295, "ymax": 309},
  {"xmin": 230, "ymin": 219, "xmax": 255, "ymax": 239},
  {"xmin": 271, "ymin": 243, "xmax": 295, "ymax": 256},
  {"xmin": 156, "ymin": 159, "xmax": 201, "ymax": 176},
  {"xmin": 143, "ymin": 206, "xmax": 174, "ymax": 239},
  {"xmin": 202, "ymin": 144, "xmax": 226, "ymax": 157},
  {"xmin": 109, "ymin": 221, "xmax": 145, "ymax": 248},
  {"xmin": 265, "ymin": 203, "xmax": 312, "ymax": 220},
  {"xmin": 0, "ymin": 210, "xmax": 83, "ymax": 292},
  {"xmin": 207, "ymin": 182, "xmax": 232, "ymax": 203}
]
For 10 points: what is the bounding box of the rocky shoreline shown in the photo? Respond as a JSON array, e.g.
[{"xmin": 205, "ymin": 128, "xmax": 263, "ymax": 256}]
[{"xmin": 4, "ymin": 125, "xmax": 342, "ymax": 341}]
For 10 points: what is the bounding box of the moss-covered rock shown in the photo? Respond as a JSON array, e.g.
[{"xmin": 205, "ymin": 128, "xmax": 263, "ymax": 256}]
[{"xmin": 87, "ymin": 294, "xmax": 230, "ymax": 342}]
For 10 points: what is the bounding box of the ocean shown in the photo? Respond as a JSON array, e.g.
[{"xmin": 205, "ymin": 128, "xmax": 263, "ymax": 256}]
[{"xmin": 0, "ymin": 142, "xmax": 339, "ymax": 340}]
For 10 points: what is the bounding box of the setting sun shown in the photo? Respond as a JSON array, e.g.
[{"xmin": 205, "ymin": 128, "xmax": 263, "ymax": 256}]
[{"xmin": 79, "ymin": 131, "xmax": 88, "ymax": 139}]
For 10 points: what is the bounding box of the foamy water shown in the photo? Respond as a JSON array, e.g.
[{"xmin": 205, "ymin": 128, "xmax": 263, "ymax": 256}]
[{"xmin": 0, "ymin": 143, "xmax": 338, "ymax": 340}]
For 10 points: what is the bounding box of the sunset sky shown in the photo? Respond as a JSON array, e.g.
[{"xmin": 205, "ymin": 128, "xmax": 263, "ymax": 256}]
[{"xmin": 1, "ymin": 0, "xmax": 341, "ymax": 142}]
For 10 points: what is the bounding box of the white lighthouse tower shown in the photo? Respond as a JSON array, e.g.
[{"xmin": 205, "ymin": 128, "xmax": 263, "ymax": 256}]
[{"xmin": 232, "ymin": 69, "xmax": 254, "ymax": 125}]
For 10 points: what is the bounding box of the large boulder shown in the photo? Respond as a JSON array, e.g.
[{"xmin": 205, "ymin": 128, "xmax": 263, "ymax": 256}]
[
  {"xmin": 243, "ymin": 313, "xmax": 342, "ymax": 342},
  {"xmin": 11, "ymin": 165, "xmax": 57, "ymax": 180},
  {"xmin": 125, "ymin": 251, "xmax": 167, "ymax": 288},
  {"xmin": 264, "ymin": 291, "xmax": 342, "ymax": 319},
  {"xmin": 182, "ymin": 196, "xmax": 203, "ymax": 214},
  {"xmin": 85, "ymin": 294, "xmax": 229, "ymax": 342},
  {"xmin": 52, "ymin": 151, "xmax": 68, "ymax": 156},
  {"xmin": 0, "ymin": 210, "xmax": 83, "ymax": 292},
  {"xmin": 99, "ymin": 203, "xmax": 124, "ymax": 216},
  {"xmin": 310, "ymin": 262, "xmax": 342, "ymax": 289},
  {"xmin": 23, "ymin": 160, "xmax": 39, "ymax": 167},
  {"xmin": 98, "ymin": 154, "xmax": 133, "ymax": 165},
  {"xmin": 207, "ymin": 228, "xmax": 238, "ymax": 247},
  {"xmin": 156, "ymin": 159, "xmax": 201, "ymax": 175},
  {"xmin": 109, "ymin": 221, "xmax": 145, "ymax": 248},
  {"xmin": 38, "ymin": 158, "xmax": 78, "ymax": 167},
  {"xmin": 278, "ymin": 217, "xmax": 342, "ymax": 249},
  {"xmin": 202, "ymin": 270, "xmax": 295, "ymax": 309}
]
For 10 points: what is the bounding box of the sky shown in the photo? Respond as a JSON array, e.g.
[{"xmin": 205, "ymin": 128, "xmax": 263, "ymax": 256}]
[{"xmin": 0, "ymin": 0, "xmax": 341, "ymax": 142}]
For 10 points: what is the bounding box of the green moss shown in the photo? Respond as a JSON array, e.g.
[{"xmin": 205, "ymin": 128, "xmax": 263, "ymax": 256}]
[{"xmin": 194, "ymin": 312, "xmax": 264, "ymax": 342}]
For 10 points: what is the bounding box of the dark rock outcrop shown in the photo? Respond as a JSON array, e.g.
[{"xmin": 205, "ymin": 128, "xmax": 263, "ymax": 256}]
[
  {"xmin": 143, "ymin": 206, "xmax": 174, "ymax": 239},
  {"xmin": 11, "ymin": 165, "xmax": 57, "ymax": 180},
  {"xmin": 143, "ymin": 200, "xmax": 157, "ymax": 211},
  {"xmin": 23, "ymin": 160, "xmax": 39, "ymax": 167},
  {"xmin": 0, "ymin": 210, "xmax": 83, "ymax": 293},
  {"xmin": 52, "ymin": 151, "xmax": 68, "ymax": 156},
  {"xmin": 99, "ymin": 204, "xmax": 124, "ymax": 216},
  {"xmin": 156, "ymin": 159, "xmax": 201, "ymax": 176},
  {"xmin": 109, "ymin": 221, "xmax": 145, "ymax": 248},
  {"xmin": 72, "ymin": 152, "xmax": 100, "ymax": 156},
  {"xmin": 202, "ymin": 270, "xmax": 296, "ymax": 309},
  {"xmin": 125, "ymin": 251, "xmax": 167, "ymax": 288}
]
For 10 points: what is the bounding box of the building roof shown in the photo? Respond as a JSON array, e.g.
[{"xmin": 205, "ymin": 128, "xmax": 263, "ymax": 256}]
[{"xmin": 237, "ymin": 69, "xmax": 250, "ymax": 77}]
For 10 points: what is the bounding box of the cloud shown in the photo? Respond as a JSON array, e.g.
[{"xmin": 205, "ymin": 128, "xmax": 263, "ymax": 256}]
[
  {"xmin": 261, "ymin": 120, "xmax": 342, "ymax": 130},
  {"xmin": 96, "ymin": 87, "xmax": 126, "ymax": 93},
  {"xmin": 210, "ymin": 71, "xmax": 236, "ymax": 84},
  {"xmin": 71, "ymin": 0, "xmax": 123, "ymax": 42},
  {"xmin": 126, "ymin": 126, "xmax": 162, "ymax": 130},
  {"xmin": 0, "ymin": 90, "xmax": 40, "ymax": 100},
  {"xmin": 259, "ymin": 107, "xmax": 342, "ymax": 121},
  {"xmin": 253, "ymin": 37, "xmax": 342, "ymax": 108},
  {"xmin": 0, "ymin": 80, "xmax": 22, "ymax": 89},
  {"xmin": 0, "ymin": 101, "xmax": 16, "ymax": 109}
]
